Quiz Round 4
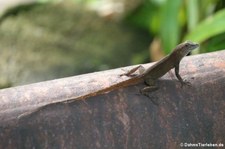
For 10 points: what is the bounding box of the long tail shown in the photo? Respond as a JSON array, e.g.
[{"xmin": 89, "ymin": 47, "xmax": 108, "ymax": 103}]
[
  {"xmin": 18, "ymin": 76, "xmax": 143, "ymax": 119},
  {"xmin": 71, "ymin": 75, "xmax": 144, "ymax": 101}
]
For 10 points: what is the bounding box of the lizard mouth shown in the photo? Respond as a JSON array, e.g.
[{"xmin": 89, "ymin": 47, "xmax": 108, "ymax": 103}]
[
  {"xmin": 185, "ymin": 40, "xmax": 199, "ymax": 50},
  {"xmin": 192, "ymin": 42, "xmax": 199, "ymax": 49},
  {"xmin": 180, "ymin": 41, "xmax": 199, "ymax": 56}
]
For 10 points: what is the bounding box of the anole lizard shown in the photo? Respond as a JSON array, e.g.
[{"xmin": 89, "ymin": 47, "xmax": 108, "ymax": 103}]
[
  {"xmin": 72, "ymin": 40, "xmax": 199, "ymax": 100},
  {"xmin": 18, "ymin": 41, "xmax": 199, "ymax": 118},
  {"xmin": 120, "ymin": 40, "xmax": 199, "ymax": 94}
]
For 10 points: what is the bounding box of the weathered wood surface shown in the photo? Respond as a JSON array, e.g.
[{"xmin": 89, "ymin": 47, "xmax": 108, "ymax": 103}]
[{"xmin": 0, "ymin": 50, "xmax": 225, "ymax": 149}]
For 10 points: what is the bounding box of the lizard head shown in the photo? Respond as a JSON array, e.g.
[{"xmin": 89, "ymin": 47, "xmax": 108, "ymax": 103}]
[{"xmin": 177, "ymin": 41, "xmax": 199, "ymax": 57}]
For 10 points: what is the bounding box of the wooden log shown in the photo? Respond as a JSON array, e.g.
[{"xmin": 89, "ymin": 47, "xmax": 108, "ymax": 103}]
[{"xmin": 0, "ymin": 50, "xmax": 225, "ymax": 148}]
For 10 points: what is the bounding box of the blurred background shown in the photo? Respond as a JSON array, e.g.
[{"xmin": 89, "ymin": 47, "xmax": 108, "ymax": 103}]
[{"xmin": 0, "ymin": 0, "xmax": 225, "ymax": 88}]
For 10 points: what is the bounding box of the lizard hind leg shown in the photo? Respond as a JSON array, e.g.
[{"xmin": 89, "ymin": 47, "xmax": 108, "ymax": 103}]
[
  {"xmin": 140, "ymin": 88, "xmax": 159, "ymax": 106},
  {"xmin": 140, "ymin": 79, "xmax": 159, "ymax": 105}
]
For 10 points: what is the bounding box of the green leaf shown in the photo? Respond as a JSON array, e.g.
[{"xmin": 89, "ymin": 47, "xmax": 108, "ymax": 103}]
[
  {"xmin": 201, "ymin": 32, "xmax": 225, "ymax": 52},
  {"xmin": 160, "ymin": 0, "xmax": 182, "ymax": 54},
  {"xmin": 185, "ymin": 9, "xmax": 225, "ymax": 43},
  {"xmin": 186, "ymin": 0, "xmax": 199, "ymax": 31},
  {"xmin": 127, "ymin": 2, "xmax": 158, "ymax": 31}
]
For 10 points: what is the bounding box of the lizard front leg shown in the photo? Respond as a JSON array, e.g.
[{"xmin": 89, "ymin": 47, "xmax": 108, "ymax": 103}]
[
  {"xmin": 174, "ymin": 63, "xmax": 191, "ymax": 87},
  {"xmin": 120, "ymin": 65, "xmax": 145, "ymax": 77}
]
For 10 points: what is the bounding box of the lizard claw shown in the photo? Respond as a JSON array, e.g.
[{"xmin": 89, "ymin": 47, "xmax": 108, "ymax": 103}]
[
  {"xmin": 181, "ymin": 80, "xmax": 191, "ymax": 88},
  {"xmin": 140, "ymin": 89, "xmax": 159, "ymax": 106},
  {"xmin": 145, "ymin": 94, "xmax": 159, "ymax": 106}
]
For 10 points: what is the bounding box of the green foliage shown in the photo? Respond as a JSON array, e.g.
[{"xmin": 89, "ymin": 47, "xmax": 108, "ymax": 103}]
[
  {"xmin": 35, "ymin": 0, "xmax": 225, "ymax": 54},
  {"xmin": 185, "ymin": 9, "xmax": 225, "ymax": 52},
  {"xmin": 128, "ymin": 0, "xmax": 225, "ymax": 54},
  {"xmin": 160, "ymin": 0, "xmax": 182, "ymax": 53},
  {"xmin": 37, "ymin": 0, "xmax": 61, "ymax": 3},
  {"xmin": 186, "ymin": 0, "xmax": 199, "ymax": 31}
]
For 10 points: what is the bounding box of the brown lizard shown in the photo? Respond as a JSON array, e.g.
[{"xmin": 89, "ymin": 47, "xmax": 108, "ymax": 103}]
[
  {"xmin": 70, "ymin": 40, "xmax": 199, "ymax": 100},
  {"xmin": 18, "ymin": 41, "xmax": 199, "ymax": 118}
]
